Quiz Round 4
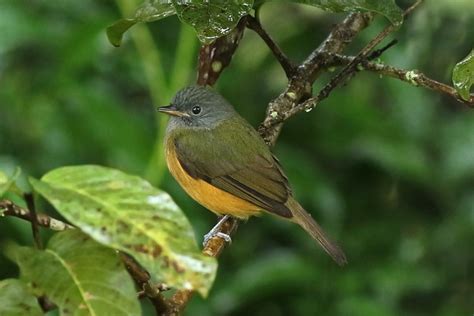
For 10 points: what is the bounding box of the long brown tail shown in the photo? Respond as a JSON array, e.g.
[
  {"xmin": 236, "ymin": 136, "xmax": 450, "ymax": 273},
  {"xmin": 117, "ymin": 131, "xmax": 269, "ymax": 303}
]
[{"xmin": 287, "ymin": 198, "xmax": 347, "ymax": 266}]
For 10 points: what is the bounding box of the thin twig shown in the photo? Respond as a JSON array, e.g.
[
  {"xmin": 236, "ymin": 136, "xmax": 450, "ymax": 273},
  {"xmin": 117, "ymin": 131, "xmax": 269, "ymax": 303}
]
[
  {"xmin": 246, "ymin": 15, "xmax": 296, "ymax": 77},
  {"xmin": 367, "ymin": 39, "xmax": 398, "ymax": 60},
  {"xmin": 120, "ymin": 253, "xmax": 171, "ymax": 315},
  {"xmin": 259, "ymin": 12, "xmax": 375, "ymax": 144},
  {"xmin": 24, "ymin": 193, "xmax": 43, "ymax": 249},
  {"xmin": 326, "ymin": 54, "xmax": 474, "ymax": 106},
  {"xmin": 268, "ymin": 0, "xmax": 424, "ymax": 124},
  {"xmin": 0, "ymin": 199, "xmax": 73, "ymax": 231}
]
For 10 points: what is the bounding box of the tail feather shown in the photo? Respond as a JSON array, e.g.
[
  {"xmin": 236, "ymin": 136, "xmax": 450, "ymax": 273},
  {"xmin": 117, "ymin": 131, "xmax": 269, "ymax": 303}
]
[{"xmin": 287, "ymin": 198, "xmax": 347, "ymax": 266}]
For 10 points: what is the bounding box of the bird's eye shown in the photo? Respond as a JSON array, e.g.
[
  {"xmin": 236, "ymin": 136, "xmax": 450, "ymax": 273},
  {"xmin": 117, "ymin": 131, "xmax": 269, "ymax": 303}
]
[{"xmin": 192, "ymin": 105, "xmax": 201, "ymax": 115}]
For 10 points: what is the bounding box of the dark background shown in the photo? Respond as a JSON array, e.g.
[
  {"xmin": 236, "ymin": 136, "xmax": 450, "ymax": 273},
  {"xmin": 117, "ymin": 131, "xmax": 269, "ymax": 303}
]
[{"xmin": 0, "ymin": 1, "xmax": 473, "ymax": 315}]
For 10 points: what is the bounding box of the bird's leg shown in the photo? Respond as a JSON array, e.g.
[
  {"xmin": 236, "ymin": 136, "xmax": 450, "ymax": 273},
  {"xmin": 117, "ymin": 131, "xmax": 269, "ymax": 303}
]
[{"xmin": 203, "ymin": 214, "xmax": 232, "ymax": 247}]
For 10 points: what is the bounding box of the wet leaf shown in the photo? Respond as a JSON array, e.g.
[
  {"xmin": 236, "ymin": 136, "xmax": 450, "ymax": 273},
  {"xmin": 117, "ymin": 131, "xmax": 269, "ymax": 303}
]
[
  {"xmin": 452, "ymin": 50, "xmax": 474, "ymax": 101},
  {"xmin": 106, "ymin": 1, "xmax": 175, "ymax": 47},
  {"xmin": 6, "ymin": 230, "xmax": 140, "ymax": 316},
  {"xmin": 106, "ymin": 19, "xmax": 138, "ymax": 47},
  {"xmin": 0, "ymin": 168, "xmax": 20, "ymax": 198},
  {"xmin": 30, "ymin": 165, "xmax": 217, "ymax": 297},
  {"xmin": 0, "ymin": 279, "xmax": 42, "ymax": 316},
  {"xmin": 172, "ymin": 0, "xmax": 253, "ymax": 44},
  {"xmin": 288, "ymin": 0, "xmax": 403, "ymax": 25},
  {"xmin": 107, "ymin": 0, "xmax": 252, "ymax": 45}
]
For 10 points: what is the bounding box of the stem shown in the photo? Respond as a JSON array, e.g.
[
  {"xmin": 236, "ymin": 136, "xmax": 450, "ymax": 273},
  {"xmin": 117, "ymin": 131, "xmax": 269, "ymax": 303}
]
[
  {"xmin": 246, "ymin": 15, "xmax": 296, "ymax": 78},
  {"xmin": 24, "ymin": 193, "xmax": 43, "ymax": 249}
]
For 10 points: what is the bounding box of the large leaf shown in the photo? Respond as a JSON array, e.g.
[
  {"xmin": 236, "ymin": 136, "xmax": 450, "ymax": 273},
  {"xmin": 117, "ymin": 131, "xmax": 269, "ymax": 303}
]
[
  {"xmin": 6, "ymin": 230, "xmax": 141, "ymax": 316},
  {"xmin": 106, "ymin": 0, "xmax": 176, "ymax": 47},
  {"xmin": 287, "ymin": 0, "xmax": 403, "ymax": 25},
  {"xmin": 30, "ymin": 165, "xmax": 216, "ymax": 297},
  {"xmin": 0, "ymin": 168, "xmax": 20, "ymax": 198},
  {"xmin": 172, "ymin": 0, "xmax": 253, "ymax": 43},
  {"xmin": 452, "ymin": 50, "xmax": 474, "ymax": 101},
  {"xmin": 0, "ymin": 279, "xmax": 43, "ymax": 316}
]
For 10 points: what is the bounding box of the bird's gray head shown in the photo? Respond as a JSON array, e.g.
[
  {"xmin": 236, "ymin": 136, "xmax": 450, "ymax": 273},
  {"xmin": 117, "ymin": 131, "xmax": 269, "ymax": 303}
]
[{"xmin": 158, "ymin": 86, "xmax": 236, "ymax": 129}]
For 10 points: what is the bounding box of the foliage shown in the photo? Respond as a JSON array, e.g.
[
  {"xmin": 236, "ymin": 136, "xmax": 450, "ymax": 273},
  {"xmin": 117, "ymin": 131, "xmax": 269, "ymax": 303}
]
[
  {"xmin": 6, "ymin": 230, "xmax": 141, "ymax": 316},
  {"xmin": 0, "ymin": 0, "xmax": 473, "ymax": 315},
  {"xmin": 0, "ymin": 279, "xmax": 43, "ymax": 316},
  {"xmin": 452, "ymin": 49, "xmax": 474, "ymax": 101},
  {"xmin": 107, "ymin": 0, "xmax": 402, "ymax": 45},
  {"xmin": 0, "ymin": 169, "xmax": 20, "ymax": 198},
  {"xmin": 30, "ymin": 165, "xmax": 216, "ymax": 296}
]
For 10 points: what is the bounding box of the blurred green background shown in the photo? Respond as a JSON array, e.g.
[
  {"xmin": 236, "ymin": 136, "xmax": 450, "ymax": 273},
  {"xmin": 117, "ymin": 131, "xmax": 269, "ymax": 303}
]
[{"xmin": 1, "ymin": 0, "xmax": 473, "ymax": 315}]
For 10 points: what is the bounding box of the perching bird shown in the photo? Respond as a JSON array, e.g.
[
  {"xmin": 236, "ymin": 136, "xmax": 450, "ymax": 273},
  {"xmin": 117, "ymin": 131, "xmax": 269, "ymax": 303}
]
[{"xmin": 159, "ymin": 86, "xmax": 347, "ymax": 266}]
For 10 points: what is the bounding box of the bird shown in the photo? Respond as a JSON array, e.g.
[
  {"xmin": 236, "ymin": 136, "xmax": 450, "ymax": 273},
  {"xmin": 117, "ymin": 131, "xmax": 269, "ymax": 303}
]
[{"xmin": 158, "ymin": 86, "xmax": 347, "ymax": 266}]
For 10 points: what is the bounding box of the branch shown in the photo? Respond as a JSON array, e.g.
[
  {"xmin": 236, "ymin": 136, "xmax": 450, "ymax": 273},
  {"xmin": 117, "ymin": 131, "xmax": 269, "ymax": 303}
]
[
  {"xmin": 259, "ymin": 11, "xmax": 374, "ymax": 145},
  {"xmin": 167, "ymin": 10, "xmax": 377, "ymax": 315},
  {"xmin": 0, "ymin": 198, "xmax": 172, "ymax": 314},
  {"xmin": 262, "ymin": 0, "xmax": 424, "ymax": 127},
  {"xmin": 120, "ymin": 253, "xmax": 171, "ymax": 315},
  {"xmin": 197, "ymin": 17, "xmax": 247, "ymax": 86},
  {"xmin": 164, "ymin": 217, "xmax": 239, "ymax": 315},
  {"xmin": 158, "ymin": 2, "xmax": 435, "ymax": 314},
  {"xmin": 24, "ymin": 193, "xmax": 43, "ymax": 249},
  {"xmin": 326, "ymin": 54, "xmax": 474, "ymax": 106},
  {"xmin": 0, "ymin": 199, "xmax": 73, "ymax": 230},
  {"xmin": 246, "ymin": 15, "xmax": 296, "ymax": 77}
]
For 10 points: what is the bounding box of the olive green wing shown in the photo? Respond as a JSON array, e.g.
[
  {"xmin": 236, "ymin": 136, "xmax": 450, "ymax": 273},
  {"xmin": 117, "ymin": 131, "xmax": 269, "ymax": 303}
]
[{"xmin": 174, "ymin": 118, "xmax": 292, "ymax": 218}]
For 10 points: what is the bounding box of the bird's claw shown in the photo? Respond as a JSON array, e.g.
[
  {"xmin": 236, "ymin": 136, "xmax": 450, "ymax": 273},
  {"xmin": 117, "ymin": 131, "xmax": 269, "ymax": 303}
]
[
  {"xmin": 202, "ymin": 214, "xmax": 233, "ymax": 247},
  {"xmin": 203, "ymin": 231, "xmax": 232, "ymax": 247}
]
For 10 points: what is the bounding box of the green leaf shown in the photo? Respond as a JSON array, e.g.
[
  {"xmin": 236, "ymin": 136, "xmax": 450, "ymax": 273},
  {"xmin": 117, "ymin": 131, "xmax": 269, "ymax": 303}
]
[
  {"xmin": 6, "ymin": 230, "xmax": 141, "ymax": 316},
  {"xmin": 277, "ymin": 0, "xmax": 403, "ymax": 25},
  {"xmin": 0, "ymin": 279, "xmax": 43, "ymax": 316},
  {"xmin": 452, "ymin": 50, "xmax": 474, "ymax": 101},
  {"xmin": 172, "ymin": 0, "xmax": 253, "ymax": 44},
  {"xmin": 30, "ymin": 165, "xmax": 217, "ymax": 297},
  {"xmin": 106, "ymin": 1, "xmax": 175, "ymax": 47},
  {"xmin": 0, "ymin": 168, "xmax": 20, "ymax": 198},
  {"xmin": 106, "ymin": 19, "xmax": 138, "ymax": 47}
]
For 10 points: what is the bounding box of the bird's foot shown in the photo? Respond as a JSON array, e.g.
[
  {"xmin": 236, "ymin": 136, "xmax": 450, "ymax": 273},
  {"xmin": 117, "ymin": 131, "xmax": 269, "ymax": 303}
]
[
  {"xmin": 203, "ymin": 231, "xmax": 232, "ymax": 247},
  {"xmin": 202, "ymin": 215, "xmax": 232, "ymax": 247}
]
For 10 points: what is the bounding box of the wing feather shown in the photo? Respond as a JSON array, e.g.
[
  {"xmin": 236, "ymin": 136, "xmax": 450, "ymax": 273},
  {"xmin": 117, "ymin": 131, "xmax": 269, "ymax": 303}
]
[{"xmin": 173, "ymin": 117, "xmax": 292, "ymax": 218}]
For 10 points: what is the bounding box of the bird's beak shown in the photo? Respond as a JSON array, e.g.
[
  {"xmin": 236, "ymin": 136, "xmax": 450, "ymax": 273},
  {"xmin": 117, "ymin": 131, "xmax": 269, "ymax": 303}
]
[{"xmin": 157, "ymin": 105, "xmax": 189, "ymax": 117}]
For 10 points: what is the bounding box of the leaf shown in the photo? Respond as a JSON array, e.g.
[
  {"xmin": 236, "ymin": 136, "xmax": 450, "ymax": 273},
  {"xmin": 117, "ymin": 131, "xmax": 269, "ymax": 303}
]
[
  {"xmin": 172, "ymin": 0, "xmax": 253, "ymax": 44},
  {"xmin": 30, "ymin": 165, "xmax": 217, "ymax": 297},
  {"xmin": 106, "ymin": 0, "xmax": 253, "ymax": 46},
  {"xmin": 452, "ymin": 50, "xmax": 474, "ymax": 101},
  {"xmin": 0, "ymin": 168, "xmax": 20, "ymax": 198},
  {"xmin": 6, "ymin": 230, "xmax": 141, "ymax": 316},
  {"xmin": 106, "ymin": 1, "xmax": 175, "ymax": 47},
  {"xmin": 278, "ymin": 0, "xmax": 403, "ymax": 25},
  {"xmin": 0, "ymin": 279, "xmax": 43, "ymax": 316}
]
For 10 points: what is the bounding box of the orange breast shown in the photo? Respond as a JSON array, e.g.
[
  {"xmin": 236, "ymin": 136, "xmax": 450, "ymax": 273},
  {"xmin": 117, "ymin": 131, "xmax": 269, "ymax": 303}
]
[{"xmin": 166, "ymin": 140, "xmax": 261, "ymax": 219}]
